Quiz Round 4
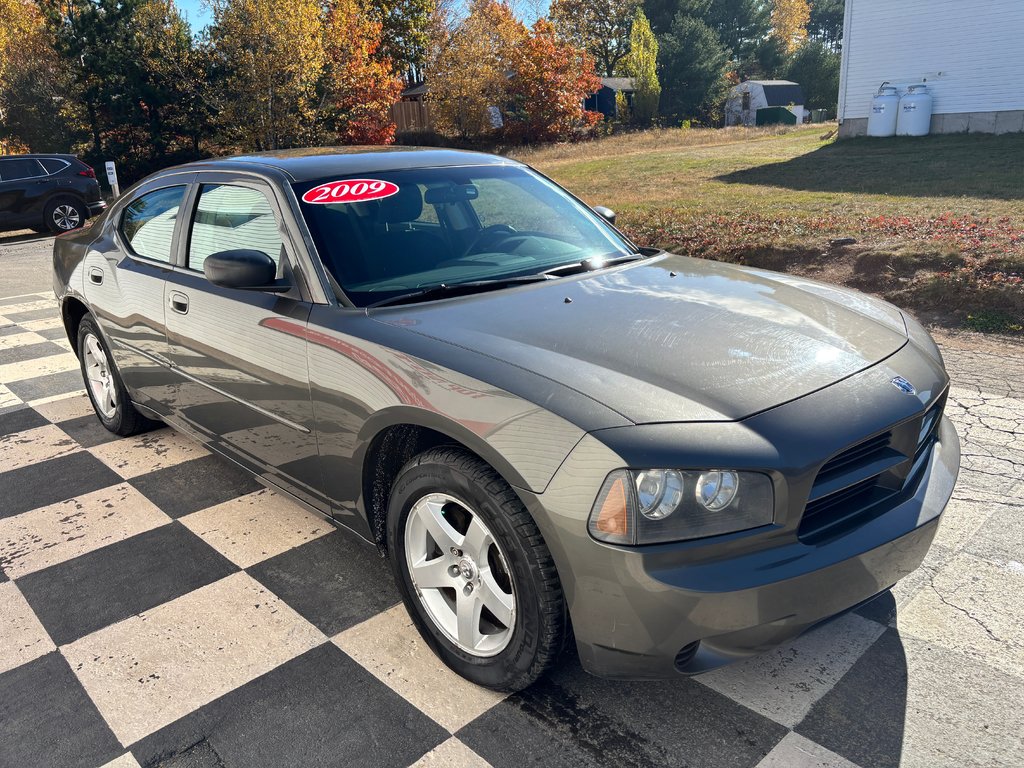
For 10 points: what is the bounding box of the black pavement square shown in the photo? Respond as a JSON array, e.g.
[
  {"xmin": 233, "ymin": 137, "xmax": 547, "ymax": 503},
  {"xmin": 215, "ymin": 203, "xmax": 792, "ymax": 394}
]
[
  {"xmin": 6, "ymin": 369, "xmax": 84, "ymax": 402},
  {"xmin": 131, "ymin": 642, "xmax": 447, "ymax": 768},
  {"xmin": 18, "ymin": 522, "xmax": 238, "ymax": 646},
  {"xmin": 795, "ymin": 628, "xmax": 908, "ymax": 768},
  {"xmin": 458, "ymin": 657, "xmax": 788, "ymax": 768},
  {"xmin": 129, "ymin": 453, "xmax": 262, "ymax": 519},
  {"xmin": 0, "ymin": 340, "xmax": 65, "ymax": 366},
  {"xmin": 57, "ymin": 413, "xmax": 122, "ymax": 449},
  {"xmin": 0, "ymin": 451, "xmax": 122, "ymax": 519},
  {"xmin": 36, "ymin": 326, "xmax": 70, "ymax": 341},
  {"xmin": 0, "ymin": 652, "xmax": 122, "ymax": 768},
  {"xmin": 247, "ymin": 531, "xmax": 401, "ymax": 636},
  {"xmin": 0, "ymin": 406, "xmax": 47, "ymax": 437},
  {"xmin": 3, "ymin": 307, "xmax": 59, "ymax": 323},
  {"xmin": 0, "ymin": 323, "xmax": 22, "ymax": 336},
  {"xmin": 0, "ymin": 295, "xmax": 46, "ymax": 306}
]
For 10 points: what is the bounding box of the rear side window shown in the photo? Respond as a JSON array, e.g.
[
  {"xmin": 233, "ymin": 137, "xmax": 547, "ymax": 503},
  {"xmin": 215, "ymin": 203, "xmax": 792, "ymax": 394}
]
[
  {"xmin": 0, "ymin": 158, "xmax": 44, "ymax": 181},
  {"xmin": 187, "ymin": 184, "xmax": 283, "ymax": 273},
  {"xmin": 39, "ymin": 158, "xmax": 71, "ymax": 175},
  {"xmin": 121, "ymin": 186, "xmax": 186, "ymax": 263}
]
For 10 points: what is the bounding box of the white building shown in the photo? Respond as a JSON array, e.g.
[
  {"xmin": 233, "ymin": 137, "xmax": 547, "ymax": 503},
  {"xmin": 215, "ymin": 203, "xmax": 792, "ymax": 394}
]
[
  {"xmin": 838, "ymin": 0, "xmax": 1024, "ymax": 137},
  {"xmin": 725, "ymin": 81, "xmax": 806, "ymax": 127}
]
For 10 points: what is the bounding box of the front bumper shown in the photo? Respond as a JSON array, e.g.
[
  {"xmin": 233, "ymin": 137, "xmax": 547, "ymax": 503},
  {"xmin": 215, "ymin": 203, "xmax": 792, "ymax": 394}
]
[{"xmin": 520, "ymin": 342, "xmax": 960, "ymax": 679}]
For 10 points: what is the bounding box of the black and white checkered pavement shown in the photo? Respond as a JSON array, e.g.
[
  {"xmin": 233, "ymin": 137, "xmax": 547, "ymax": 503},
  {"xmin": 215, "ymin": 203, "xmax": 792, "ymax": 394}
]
[{"xmin": 1, "ymin": 290, "xmax": 1022, "ymax": 768}]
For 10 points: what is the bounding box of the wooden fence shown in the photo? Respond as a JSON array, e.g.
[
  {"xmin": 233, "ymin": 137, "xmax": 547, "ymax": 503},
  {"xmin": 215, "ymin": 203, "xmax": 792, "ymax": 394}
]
[{"xmin": 390, "ymin": 100, "xmax": 432, "ymax": 132}]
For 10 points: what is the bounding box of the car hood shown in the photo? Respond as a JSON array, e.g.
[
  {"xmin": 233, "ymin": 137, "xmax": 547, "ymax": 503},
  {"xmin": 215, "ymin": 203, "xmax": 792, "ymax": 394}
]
[{"xmin": 373, "ymin": 254, "xmax": 908, "ymax": 424}]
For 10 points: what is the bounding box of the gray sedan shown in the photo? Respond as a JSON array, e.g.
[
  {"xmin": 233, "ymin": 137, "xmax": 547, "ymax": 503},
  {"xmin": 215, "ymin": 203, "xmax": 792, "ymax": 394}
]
[{"xmin": 52, "ymin": 148, "xmax": 960, "ymax": 691}]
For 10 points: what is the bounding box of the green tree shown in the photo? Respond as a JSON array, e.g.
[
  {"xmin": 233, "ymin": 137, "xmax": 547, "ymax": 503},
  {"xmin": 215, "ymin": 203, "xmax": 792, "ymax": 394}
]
[
  {"xmin": 549, "ymin": 0, "xmax": 639, "ymax": 76},
  {"xmin": 206, "ymin": 0, "xmax": 326, "ymax": 151},
  {"xmin": 364, "ymin": 0, "xmax": 436, "ymax": 77},
  {"xmin": 782, "ymin": 39, "xmax": 840, "ymax": 116},
  {"xmin": 658, "ymin": 13, "xmax": 730, "ymax": 123},
  {"xmin": 808, "ymin": 0, "xmax": 844, "ymax": 52},
  {"xmin": 625, "ymin": 7, "xmax": 659, "ymax": 125},
  {"xmin": 642, "ymin": 0, "xmax": 709, "ymax": 35},
  {"xmin": 705, "ymin": 0, "xmax": 769, "ymax": 60}
]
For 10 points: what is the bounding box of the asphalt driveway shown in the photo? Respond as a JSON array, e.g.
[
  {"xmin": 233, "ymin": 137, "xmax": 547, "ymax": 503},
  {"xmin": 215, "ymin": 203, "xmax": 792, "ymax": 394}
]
[{"xmin": 1, "ymin": 233, "xmax": 1022, "ymax": 768}]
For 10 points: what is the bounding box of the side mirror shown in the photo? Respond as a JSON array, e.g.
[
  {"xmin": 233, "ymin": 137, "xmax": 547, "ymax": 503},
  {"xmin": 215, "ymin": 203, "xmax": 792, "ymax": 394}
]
[
  {"xmin": 593, "ymin": 205, "xmax": 616, "ymax": 225},
  {"xmin": 203, "ymin": 249, "xmax": 287, "ymax": 291}
]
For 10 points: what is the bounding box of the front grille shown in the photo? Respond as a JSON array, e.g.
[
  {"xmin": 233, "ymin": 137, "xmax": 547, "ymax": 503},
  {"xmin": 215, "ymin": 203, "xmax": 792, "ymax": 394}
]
[{"xmin": 798, "ymin": 391, "xmax": 947, "ymax": 542}]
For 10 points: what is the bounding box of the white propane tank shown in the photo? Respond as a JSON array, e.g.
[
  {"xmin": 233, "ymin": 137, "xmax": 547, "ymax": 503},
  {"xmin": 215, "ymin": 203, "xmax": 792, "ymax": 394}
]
[
  {"xmin": 867, "ymin": 85, "xmax": 900, "ymax": 137},
  {"xmin": 896, "ymin": 84, "xmax": 933, "ymax": 136}
]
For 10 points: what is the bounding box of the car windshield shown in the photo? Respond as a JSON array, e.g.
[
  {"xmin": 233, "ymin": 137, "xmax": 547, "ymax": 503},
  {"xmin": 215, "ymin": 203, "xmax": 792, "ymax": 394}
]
[{"xmin": 293, "ymin": 164, "xmax": 636, "ymax": 307}]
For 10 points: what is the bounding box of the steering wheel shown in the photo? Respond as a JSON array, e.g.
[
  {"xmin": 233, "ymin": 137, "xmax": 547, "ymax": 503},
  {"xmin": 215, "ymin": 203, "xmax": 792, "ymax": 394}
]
[{"xmin": 464, "ymin": 224, "xmax": 517, "ymax": 256}]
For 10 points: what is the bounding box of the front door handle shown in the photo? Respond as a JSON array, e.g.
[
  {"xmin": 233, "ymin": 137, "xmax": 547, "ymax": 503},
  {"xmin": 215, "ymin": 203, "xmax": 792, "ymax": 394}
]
[
  {"xmin": 88, "ymin": 267, "xmax": 103, "ymax": 285},
  {"xmin": 169, "ymin": 291, "xmax": 189, "ymax": 315}
]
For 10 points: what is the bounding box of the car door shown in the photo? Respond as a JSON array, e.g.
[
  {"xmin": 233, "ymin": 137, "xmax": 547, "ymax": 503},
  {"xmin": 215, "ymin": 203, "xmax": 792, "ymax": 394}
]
[
  {"xmin": 0, "ymin": 158, "xmax": 45, "ymax": 229},
  {"xmin": 82, "ymin": 178, "xmax": 190, "ymax": 415},
  {"xmin": 161, "ymin": 173, "xmax": 325, "ymax": 510}
]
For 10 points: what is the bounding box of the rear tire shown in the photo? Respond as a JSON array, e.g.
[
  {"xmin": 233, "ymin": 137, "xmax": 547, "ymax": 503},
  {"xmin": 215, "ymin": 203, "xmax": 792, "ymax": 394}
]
[
  {"xmin": 387, "ymin": 447, "xmax": 566, "ymax": 692},
  {"xmin": 44, "ymin": 197, "xmax": 88, "ymax": 233},
  {"xmin": 77, "ymin": 315, "xmax": 158, "ymax": 436}
]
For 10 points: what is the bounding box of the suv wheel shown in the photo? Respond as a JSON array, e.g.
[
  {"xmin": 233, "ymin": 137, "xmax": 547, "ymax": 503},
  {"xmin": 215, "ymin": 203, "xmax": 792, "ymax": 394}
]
[
  {"xmin": 387, "ymin": 447, "xmax": 566, "ymax": 691},
  {"xmin": 45, "ymin": 197, "xmax": 88, "ymax": 233},
  {"xmin": 78, "ymin": 314, "xmax": 158, "ymax": 436}
]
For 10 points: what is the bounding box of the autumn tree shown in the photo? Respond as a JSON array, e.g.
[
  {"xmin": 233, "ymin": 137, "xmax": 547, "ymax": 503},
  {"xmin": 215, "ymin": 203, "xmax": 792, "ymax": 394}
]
[
  {"xmin": 321, "ymin": 0, "xmax": 402, "ymax": 143},
  {"xmin": 427, "ymin": 0, "xmax": 525, "ymax": 139},
  {"xmin": 206, "ymin": 0, "xmax": 325, "ymax": 151},
  {"xmin": 549, "ymin": 0, "xmax": 639, "ymax": 77},
  {"xmin": 771, "ymin": 0, "xmax": 810, "ymax": 52},
  {"xmin": 625, "ymin": 7, "xmax": 659, "ymax": 125},
  {"xmin": 505, "ymin": 18, "xmax": 601, "ymax": 142}
]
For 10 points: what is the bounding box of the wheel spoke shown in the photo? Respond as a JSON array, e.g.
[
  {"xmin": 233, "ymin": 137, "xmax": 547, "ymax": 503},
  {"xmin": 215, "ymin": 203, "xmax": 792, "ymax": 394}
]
[
  {"xmin": 456, "ymin": 588, "xmax": 484, "ymax": 650},
  {"xmin": 410, "ymin": 555, "xmax": 453, "ymax": 590},
  {"xmin": 462, "ymin": 516, "xmax": 492, "ymax": 563},
  {"xmin": 478, "ymin": 568, "xmax": 514, "ymax": 627},
  {"xmin": 418, "ymin": 498, "xmax": 464, "ymax": 552},
  {"xmin": 85, "ymin": 362, "xmax": 103, "ymax": 384}
]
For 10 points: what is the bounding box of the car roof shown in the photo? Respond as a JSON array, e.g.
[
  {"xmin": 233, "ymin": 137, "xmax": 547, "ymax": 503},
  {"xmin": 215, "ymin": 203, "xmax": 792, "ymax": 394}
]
[
  {"xmin": 176, "ymin": 146, "xmax": 524, "ymax": 183},
  {"xmin": 0, "ymin": 154, "xmax": 79, "ymax": 160}
]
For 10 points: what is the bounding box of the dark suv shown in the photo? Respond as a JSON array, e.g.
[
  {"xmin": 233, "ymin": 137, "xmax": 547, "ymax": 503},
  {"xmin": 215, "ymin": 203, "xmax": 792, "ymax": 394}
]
[{"xmin": 0, "ymin": 154, "xmax": 106, "ymax": 234}]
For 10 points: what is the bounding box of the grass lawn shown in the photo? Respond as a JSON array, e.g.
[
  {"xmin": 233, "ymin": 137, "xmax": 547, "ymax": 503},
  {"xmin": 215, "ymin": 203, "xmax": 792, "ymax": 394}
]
[{"xmin": 512, "ymin": 126, "xmax": 1024, "ymax": 333}]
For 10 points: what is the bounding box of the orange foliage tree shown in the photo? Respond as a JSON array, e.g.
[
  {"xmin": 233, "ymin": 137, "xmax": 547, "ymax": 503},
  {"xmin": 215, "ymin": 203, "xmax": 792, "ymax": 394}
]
[
  {"xmin": 771, "ymin": 0, "xmax": 810, "ymax": 53},
  {"xmin": 504, "ymin": 19, "xmax": 602, "ymax": 143},
  {"xmin": 321, "ymin": 0, "xmax": 402, "ymax": 144}
]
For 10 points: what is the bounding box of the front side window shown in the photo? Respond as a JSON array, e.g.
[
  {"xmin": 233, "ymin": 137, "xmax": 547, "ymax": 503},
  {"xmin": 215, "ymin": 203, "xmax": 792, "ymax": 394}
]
[
  {"xmin": 293, "ymin": 165, "xmax": 634, "ymax": 306},
  {"xmin": 120, "ymin": 186, "xmax": 186, "ymax": 263},
  {"xmin": 188, "ymin": 184, "xmax": 283, "ymax": 274},
  {"xmin": 0, "ymin": 158, "xmax": 44, "ymax": 181}
]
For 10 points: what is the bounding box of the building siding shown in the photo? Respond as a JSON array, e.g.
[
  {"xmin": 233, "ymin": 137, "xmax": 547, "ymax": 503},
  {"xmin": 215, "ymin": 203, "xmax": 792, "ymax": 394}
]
[{"xmin": 839, "ymin": 0, "xmax": 1024, "ymax": 123}]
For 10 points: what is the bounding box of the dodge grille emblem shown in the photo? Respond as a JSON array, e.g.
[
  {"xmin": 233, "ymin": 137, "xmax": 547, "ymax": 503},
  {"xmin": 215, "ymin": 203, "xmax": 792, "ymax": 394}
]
[{"xmin": 891, "ymin": 376, "xmax": 917, "ymax": 395}]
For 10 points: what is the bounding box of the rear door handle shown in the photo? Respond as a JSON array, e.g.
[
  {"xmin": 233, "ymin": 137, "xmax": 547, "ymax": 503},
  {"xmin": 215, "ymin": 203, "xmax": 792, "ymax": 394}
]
[
  {"xmin": 88, "ymin": 267, "xmax": 103, "ymax": 285},
  {"xmin": 169, "ymin": 291, "xmax": 189, "ymax": 315}
]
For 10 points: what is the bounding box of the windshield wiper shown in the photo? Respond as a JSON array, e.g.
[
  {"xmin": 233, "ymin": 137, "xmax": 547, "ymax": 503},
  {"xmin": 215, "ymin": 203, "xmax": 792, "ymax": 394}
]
[
  {"xmin": 541, "ymin": 251, "xmax": 652, "ymax": 277},
  {"xmin": 366, "ymin": 274, "xmax": 553, "ymax": 309}
]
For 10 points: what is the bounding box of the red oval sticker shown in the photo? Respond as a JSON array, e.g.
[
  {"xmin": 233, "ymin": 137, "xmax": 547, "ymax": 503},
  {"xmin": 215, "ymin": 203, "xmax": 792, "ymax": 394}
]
[{"xmin": 301, "ymin": 179, "xmax": 399, "ymax": 205}]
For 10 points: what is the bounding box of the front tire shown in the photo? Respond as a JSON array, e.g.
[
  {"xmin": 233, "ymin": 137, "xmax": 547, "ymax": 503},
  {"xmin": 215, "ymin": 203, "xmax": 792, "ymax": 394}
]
[
  {"xmin": 77, "ymin": 315, "xmax": 157, "ymax": 436},
  {"xmin": 387, "ymin": 447, "xmax": 566, "ymax": 691}
]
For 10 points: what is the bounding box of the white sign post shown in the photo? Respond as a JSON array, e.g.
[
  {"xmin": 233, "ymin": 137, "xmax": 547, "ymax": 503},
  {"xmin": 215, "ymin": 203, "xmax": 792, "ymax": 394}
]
[{"xmin": 104, "ymin": 161, "xmax": 120, "ymax": 198}]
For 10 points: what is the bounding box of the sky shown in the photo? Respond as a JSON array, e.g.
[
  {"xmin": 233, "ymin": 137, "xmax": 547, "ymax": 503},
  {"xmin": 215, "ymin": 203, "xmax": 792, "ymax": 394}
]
[{"xmin": 172, "ymin": 0, "xmax": 549, "ymax": 34}]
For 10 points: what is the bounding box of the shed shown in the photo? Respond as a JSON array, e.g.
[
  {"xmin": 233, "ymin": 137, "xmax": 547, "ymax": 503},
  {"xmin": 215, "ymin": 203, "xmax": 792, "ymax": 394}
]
[
  {"xmin": 837, "ymin": 0, "xmax": 1024, "ymax": 136},
  {"xmin": 725, "ymin": 80, "xmax": 806, "ymax": 127},
  {"xmin": 584, "ymin": 77, "xmax": 636, "ymax": 120}
]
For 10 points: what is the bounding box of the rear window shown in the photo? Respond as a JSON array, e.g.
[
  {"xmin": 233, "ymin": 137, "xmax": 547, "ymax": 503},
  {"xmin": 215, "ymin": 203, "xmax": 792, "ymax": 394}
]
[
  {"xmin": 0, "ymin": 158, "xmax": 44, "ymax": 181},
  {"xmin": 121, "ymin": 186, "xmax": 186, "ymax": 263},
  {"xmin": 39, "ymin": 158, "xmax": 71, "ymax": 175}
]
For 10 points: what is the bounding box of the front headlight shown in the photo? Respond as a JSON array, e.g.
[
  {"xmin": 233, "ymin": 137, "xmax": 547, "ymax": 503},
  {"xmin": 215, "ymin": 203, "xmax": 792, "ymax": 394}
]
[{"xmin": 588, "ymin": 469, "xmax": 774, "ymax": 545}]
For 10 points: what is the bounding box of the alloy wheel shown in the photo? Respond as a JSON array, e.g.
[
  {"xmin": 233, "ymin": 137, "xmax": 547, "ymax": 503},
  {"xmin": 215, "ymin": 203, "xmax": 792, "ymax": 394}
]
[
  {"xmin": 404, "ymin": 492, "xmax": 516, "ymax": 657},
  {"xmin": 83, "ymin": 332, "xmax": 117, "ymax": 419},
  {"xmin": 52, "ymin": 204, "xmax": 81, "ymax": 231}
]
